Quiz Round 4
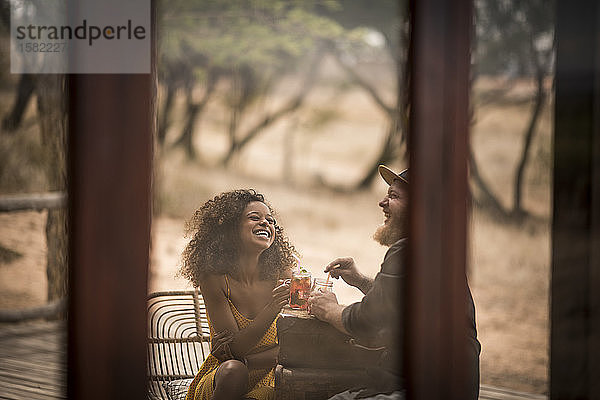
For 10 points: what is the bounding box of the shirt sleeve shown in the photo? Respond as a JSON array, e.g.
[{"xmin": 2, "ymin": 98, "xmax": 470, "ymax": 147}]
[{"xmin": 341, "ymin": 240, "xmax": 405, "ymax": 345}]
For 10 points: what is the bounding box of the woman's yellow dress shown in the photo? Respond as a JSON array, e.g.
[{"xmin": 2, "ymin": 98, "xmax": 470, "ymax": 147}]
[{"xmin": 185, "ymin": 276, "xmax": 278, "ymax": 400}]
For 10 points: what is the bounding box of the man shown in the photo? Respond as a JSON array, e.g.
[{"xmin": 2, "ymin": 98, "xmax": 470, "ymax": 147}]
[{"xmin": 308, "ymin": 165, "xmax": 480, "ymax": 400}]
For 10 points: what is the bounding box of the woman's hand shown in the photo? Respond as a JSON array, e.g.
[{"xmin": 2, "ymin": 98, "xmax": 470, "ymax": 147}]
[
  {"xmin": 210, "ymin": 329, "xmax": 234, "ymax": 362},
  {"xmin": 269, "ymin": 279, "xmax": 290, "ymax": 312}
]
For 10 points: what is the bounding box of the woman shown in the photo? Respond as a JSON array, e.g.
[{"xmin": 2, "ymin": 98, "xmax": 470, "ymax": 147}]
[{"xmin": 179, "ymin": 189, "xmax": 297, "ymax": 400}]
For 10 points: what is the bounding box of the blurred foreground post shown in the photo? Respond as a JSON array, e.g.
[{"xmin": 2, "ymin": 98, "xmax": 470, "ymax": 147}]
[
  {"xmin": 67, "ymin": 6, "xmax": 155, "ymax": 400},
  {"xmin": 552, "ymin": 0, "xmax": 600, "ymax": 398},
  {"xmin": 406, "ymin": 0, "xmax": 472, "ymax": 399},
  {"xmin": 37, "ymin": 75, "xmax": 69, "ymax": 304},
  {"xmin": 67, "ymin": 75, "xmax": 153, "ymax": 399}
]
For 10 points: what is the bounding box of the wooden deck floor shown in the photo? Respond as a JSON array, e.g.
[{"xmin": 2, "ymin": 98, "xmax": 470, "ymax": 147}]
[
  {"xmin": 0, "ymin": 320, "xmax": 546, "ymax": 400},
  {"xmin": 0, "ymin": 320, "xmax": 66, "ymax": 400}
]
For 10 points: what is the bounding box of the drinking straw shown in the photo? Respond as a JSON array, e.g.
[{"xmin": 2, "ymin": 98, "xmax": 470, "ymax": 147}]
[{"xmin": 326, "ymin": 265, "xmax": 341, "ymax": 284}]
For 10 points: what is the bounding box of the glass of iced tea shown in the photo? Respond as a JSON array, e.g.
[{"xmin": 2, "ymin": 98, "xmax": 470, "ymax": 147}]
[{"xmin": 289, "ymin": 269, "xmax": 311, "ymax": 310}]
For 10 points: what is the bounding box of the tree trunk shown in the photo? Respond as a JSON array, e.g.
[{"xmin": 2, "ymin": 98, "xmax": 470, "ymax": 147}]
[
  {"xmin": 222, "ymin": 68, "xmax": 253, "ymax": 166},
  {"xmin": 354, "ymin": 22, "xmax": 409, "ymax": 190},
  {"xmin": 224, "ymin": 104, "xmax": 241, "ymax": 164},
  {"xmin": 172, "ymin": 73, "xmax": 219, "ymax": 160},
  {"xmin": 356, "ymin": 117, "xmax": 400, "ymax": 189},
  {"xmin": 468, "ymin": 145, "xmax": 507, "ymax": 216},
  {"xmin": 36, "ymin": 74, "xmax": 68, "ymax": 303},
  {"xmin": 512, "ymin": 72, "xmax": 546, "ymax": 217},
  {"xmin": 157, "ymin": 82, "xmax": 176, "ymax": 146},
  {"xmin": 2, "ymin": 74, "xmax": 35, "ymax": 131},
  {"xmin": 222, "ymin": 95, "xmax": 305, "ymax": 165},
  {"xmin": 174, "ymin": 87, "xmax": 199, "ymax": 160}
]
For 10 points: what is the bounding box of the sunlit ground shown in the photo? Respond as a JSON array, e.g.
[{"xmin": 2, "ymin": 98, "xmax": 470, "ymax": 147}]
[{"xmin": 0, "ymin": 75, "xmax": 552, "ymax": 394}]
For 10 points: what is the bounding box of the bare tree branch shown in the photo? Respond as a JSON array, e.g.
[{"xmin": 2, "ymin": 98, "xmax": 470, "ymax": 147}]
[
  {"xmin": 2, "ymin": 75, "xmax": 36, "ymax": 132},
  {"xmin": 221, "ymin": 49, "xmax": 324, "ymax": 165},
  {"xmin": 157, "ymin": 82, "xmax": 177, "ymax": 145},
  {"xmin": 469, "ymin": 144, "xmax": 508, "ymax": 216},
  {"xmin": 512, "ymin": 35, "xmax": 548, "ymax": 216},
  {"xmin": 329, "ymin": 48, "xmax": 395, "ymax": 117},
  {"xmin": 172, "ymin": 70, "xmax": 220, "ymax": 160}
]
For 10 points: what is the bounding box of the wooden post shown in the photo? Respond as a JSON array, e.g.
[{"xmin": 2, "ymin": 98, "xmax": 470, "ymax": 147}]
[
  {"xmin": 552, "ymin": 0, "xmax": 600, "ymax": 398},
  {"xmin": 67, "ymin": 74, "xmax": 153, "ymax": 399},
  {"xmin": 67, "ymin": 4, "xmax": 155, "ymax": 400},
  {"xmin": 406, "ymin": 0, "xmax": 472, "ymax": 399}
]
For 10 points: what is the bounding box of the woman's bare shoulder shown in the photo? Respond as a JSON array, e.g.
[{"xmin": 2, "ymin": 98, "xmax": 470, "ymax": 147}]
[{"xmin": 198, "ymin": 273, "xmax": 226, "ymax": 295}]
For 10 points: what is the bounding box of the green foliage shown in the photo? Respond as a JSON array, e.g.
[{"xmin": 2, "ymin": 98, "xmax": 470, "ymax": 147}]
[
  {"xmin": 315, "ymin": 0, "xmax": 404, "ymax": 52},
  {"xmin": 158, "ymin": 0, "xmax": 376, "ymax": 128},
  {"xmin": 159, "ymin": 0, "xmax": 363, "ymax": 76},
  {"xmin": 157, "ymin": 0, "xmax": 404, "ymax": 182},
  {"xmin": 157, "ymin": 0, "xmax": 384, "ymax": 152},
  {"xmin": 474, "ymin": 0, "xmax": 555, "ymax": 77}
]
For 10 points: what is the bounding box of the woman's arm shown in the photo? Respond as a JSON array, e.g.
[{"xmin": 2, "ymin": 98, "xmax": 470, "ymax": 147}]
[
  {"xmin": 199, "ymin": 275, "xmax": 288, "ymax": 359},
  {"xmin": 245, "ymin": 344, "xmax": 280, "ymax": 370},
  {"xmin": 210, "ymin": 329, "xmax": 234, "ymax": 362}
]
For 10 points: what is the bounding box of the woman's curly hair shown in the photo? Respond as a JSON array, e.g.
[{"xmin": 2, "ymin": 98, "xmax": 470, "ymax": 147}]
[{"xmin": 179, "ymin": 189, "xmax": 297, "ymax": 286}]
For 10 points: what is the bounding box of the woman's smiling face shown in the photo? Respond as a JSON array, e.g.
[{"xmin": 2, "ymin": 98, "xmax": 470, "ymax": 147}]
[{"xmin": 239, "ymin": 201, "xmax": 276, "ymax": 253}]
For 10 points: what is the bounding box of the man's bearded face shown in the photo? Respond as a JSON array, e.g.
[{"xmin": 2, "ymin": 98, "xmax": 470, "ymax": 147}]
[{"xmin": 373, "ymin": 180, "xmax": 408, "ymax": 246}]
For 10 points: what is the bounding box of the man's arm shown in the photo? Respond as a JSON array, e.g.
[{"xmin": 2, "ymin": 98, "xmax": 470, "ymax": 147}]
[
  {"xmin": 324, "ymin": 257, "xmax": 373, "ymax": 294},
  {"xmin": 341, "ymin": 275, "xmax": 396, "ymax": 343},
  {"xmin": 310, "ymin": 272, "xmax": 402, "ymax": 345},
  {"xmin": 355, "ymin": 274, "xmax": 374, "ymax": 294},
  {"xmin": 318, "ymin": 241, "xmax": 405, "ymax": 340}
]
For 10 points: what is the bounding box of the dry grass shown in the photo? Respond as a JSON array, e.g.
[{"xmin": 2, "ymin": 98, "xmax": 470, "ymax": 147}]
[
  {"xmin": 470, "ymin": 211, "xmax": 550, "ymax": 392},
  {"xmin": 0, "ymin": 72, "xmax": 552, "ymax": 394},
  {"xmin": 150, "ymin": 76, "xmax": 552, "ymax": 394},
  {"xmin": 0, "ymin": 210, "xmax": 48, "ymax": 309}
]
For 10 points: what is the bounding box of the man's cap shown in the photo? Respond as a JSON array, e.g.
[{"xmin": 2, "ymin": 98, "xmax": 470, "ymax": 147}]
[{"xmin": 378, "ymin": 165, "xmax": 408, "ymax": 186}]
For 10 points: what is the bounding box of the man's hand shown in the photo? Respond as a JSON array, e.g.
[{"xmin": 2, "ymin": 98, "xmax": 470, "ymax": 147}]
[
  {"xmin": 210, "ymin": 329, "xmax": 234, "ymax": 362},
  {"xmin": 308, "ymin": 290, "xmax": 348, "ymax": 334},
  {"xmin": 324, "ymin": 257, "xmax": 372, "ymax": 294}
]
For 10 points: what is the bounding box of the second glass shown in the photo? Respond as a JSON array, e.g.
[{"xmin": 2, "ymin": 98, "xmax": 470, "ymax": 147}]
[{"xmin": 312, "ymin": 278, "xmax": 333, "ymax": 293}]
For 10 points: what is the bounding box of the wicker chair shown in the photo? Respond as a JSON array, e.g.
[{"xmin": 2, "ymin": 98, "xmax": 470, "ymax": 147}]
[{"xmin": 147, "ymin": 290, "xmax": 211, "ymax": 399}]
